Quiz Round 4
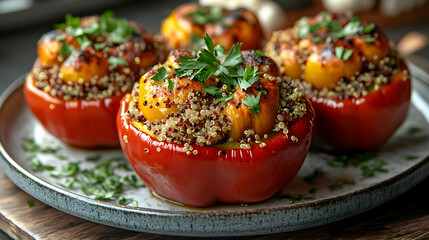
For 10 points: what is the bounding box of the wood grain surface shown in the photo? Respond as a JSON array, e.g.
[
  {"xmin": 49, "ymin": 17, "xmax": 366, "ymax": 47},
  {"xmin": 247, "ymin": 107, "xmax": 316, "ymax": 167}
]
[{"xmin": 0, "ymin": 168, "xmax": 428, "ymax": 240}]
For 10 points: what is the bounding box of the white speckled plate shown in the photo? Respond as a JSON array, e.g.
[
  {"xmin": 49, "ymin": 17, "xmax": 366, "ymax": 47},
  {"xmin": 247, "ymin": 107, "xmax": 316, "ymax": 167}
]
[{"xmin": 1, "ymin": 63, "xmax": 429, "ymax": 237}]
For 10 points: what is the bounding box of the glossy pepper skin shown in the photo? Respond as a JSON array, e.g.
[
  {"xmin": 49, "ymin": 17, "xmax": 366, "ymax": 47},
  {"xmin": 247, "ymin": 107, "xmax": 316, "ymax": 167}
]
[
  {"xmin": 24, "ymin": 74, "xmax": 124, "ymax": 148},
  {"xmin": 311, "ymin": 65, "xmax": 411, "ymax": 151},
  {"xmin": 117, "ymin": 95, "xmax": 316, "ymax": 207}
]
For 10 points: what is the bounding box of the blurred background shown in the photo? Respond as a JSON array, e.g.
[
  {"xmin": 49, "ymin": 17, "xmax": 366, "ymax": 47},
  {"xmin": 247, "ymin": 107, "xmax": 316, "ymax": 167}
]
[{"xmin": 0, "ymin": 0, "xmax": 428, "ymax": 238}]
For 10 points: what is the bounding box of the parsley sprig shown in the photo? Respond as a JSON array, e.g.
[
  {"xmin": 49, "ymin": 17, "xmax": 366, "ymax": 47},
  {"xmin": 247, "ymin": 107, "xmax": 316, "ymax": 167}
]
[
  {"xmin": 22, "ymin": 138, "xmax": 145, "ymax": 205},
  {"xmin": 296, "ymin": 13, "xmax": 377, "ymax": 59},
  {"xmin": 335, "ymin": 46, "xmax": 353, "ymax": 61},
  {"xmin": 55, "ymin": 11, "xmax": 135, "ymax": 51},
  {"xmin": 175, "ymin": 34, "xmax": 265, "ymax": 114},
  {"xmin": 187, "ymin": 6, "xmax": 224, "ymax": 25}
]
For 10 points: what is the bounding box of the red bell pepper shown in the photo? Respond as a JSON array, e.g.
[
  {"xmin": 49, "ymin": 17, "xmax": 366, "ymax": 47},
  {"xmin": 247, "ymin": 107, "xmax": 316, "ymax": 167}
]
[
  {"xmin": 311, "ymin": 64, "xmax": 411, "ymax": 151},
  {"xmin": 117, "ymin": 94, "xmax": 315, "ymax": 207},
  {"xmin": 24, "ymin": 74, "xmax": 125, "ymax": 148}
]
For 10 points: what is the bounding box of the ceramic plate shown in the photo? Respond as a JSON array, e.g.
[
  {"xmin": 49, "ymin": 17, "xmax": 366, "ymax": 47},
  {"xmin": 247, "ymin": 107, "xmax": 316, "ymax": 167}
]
[{"xmin": 1, "ymin": 64, "xmax": 429, "ymax": 237}]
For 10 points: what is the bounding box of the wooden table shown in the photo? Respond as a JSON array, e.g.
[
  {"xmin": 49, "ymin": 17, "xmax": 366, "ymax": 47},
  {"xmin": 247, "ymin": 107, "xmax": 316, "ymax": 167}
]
[{"xmin": 0, "ymin": 167, "xmax": 428, "ymax": 239}]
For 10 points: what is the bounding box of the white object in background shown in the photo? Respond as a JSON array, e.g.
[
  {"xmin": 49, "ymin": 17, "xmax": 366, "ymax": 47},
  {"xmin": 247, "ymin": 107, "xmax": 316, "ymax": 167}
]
[
  {"xmin": 322, "ymin": 0, "xmax": 376, "ymax": 13},
  {"xmin": 199, "ymin": 0, "xmax": 286, "ymax": 34},
  {"xmin": 381, "ymin": 0, "xmax": 427, "ymax": 16}
]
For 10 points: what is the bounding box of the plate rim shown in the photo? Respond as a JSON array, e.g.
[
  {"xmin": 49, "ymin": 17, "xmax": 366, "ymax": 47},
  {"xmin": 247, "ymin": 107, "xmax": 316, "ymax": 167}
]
[{"xmin": 1, "ymin": 71, "xmax": 429, "ymax": 236}]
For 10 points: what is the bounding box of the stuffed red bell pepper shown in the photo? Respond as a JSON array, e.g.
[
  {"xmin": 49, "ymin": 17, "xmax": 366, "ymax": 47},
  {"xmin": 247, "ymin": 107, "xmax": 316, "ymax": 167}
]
[
  {"xmin": 118, "ymin": 35, "xmax": 315, "ymax": 207},
  {"xmin": 24, "ymin": 11, "xmax": 159, "ymax": 148},
  {"xmin": 265, "ymin": 12, "xmax": 411, "ymax": 151},
  {"xmin": 161, "ymin": 3, "xmax": 264, "ymax": 51}
]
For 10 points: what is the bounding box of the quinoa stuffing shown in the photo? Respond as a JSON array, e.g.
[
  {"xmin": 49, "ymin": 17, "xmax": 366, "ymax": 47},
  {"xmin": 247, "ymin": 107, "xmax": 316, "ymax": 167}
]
[{"xmin": 124, "ymin": 35, "xmax": 307, "ymax": 149}]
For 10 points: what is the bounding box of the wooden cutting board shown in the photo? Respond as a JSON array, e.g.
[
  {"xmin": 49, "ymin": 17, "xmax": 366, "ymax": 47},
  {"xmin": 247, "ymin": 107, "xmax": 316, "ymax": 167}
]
[{"xmin": 0, "ymin": 168, "xmax": 428, "ymax": 240}]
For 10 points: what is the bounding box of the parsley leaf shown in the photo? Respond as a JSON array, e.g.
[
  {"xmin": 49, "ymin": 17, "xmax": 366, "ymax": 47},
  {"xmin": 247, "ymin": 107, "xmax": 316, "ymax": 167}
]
[
  {"xmin": 124, "ymin": 175, "xmax": 145, "ymax": 188},
  {"xmin": 187, "ymin": 6, "xmax": 224, "ymax": 25},
  {"xmin": 304, "ymin": 168, "xmax": 325, "ymax": 184},
  {"xmin": 50, "ymin": 162, "xmax": 80, "ymax": 177},
  {"xmin": 222, "ymin": 42, "xmax": 243, "ymax": 67},
  {"xmin": 22, "ymin": 139, "xmax": 59, "ymax": 153},
  {"xmin": 361, "ymin": 160, "xmax": 388, "ymax": 177},
  {"xmin": 118, "ymin": 196, "xmax": 134, "ymax": 205},
  {"xmin": 101, "ymin": 176, "xmax": 123, "ymax": 194},
  {"xmin": 242, "ymin": 91, "xmax": 262, "ymax": 114},
  {"xmin": 151, "ymin": 66, "xmax": 168, "ymax": 82},
  {"xmin": 335, "ymin": 46, "xmax": 353, "ymax": 61},
  {"xmin": 215, "ymin": 94, "xmax": 233, "ymax": 102},
  {"xmin": 109, "ymin": 18, "xmax": 134, "ymax": 44},
  {"xmin": 204, "ymin": 85, "xmax": 221, "ymax": 97},
  {"xmin": 238, "ymin": 66, "xmax": 260, "ymax": 90},
  {"xmin": 167, "ymin": 79, "xmax": 174, "ymax": 90},
  {"xmin": 30, "ymin": 158, "xmax": 55, "ymax": 171},
  {"xmin": 108, "ymin": 56, "xmax": 126, "ymax": 68},
  {"xmin": 295, "ymin": 12, "xmax": 376, "ymax": 44},
  {"xmin": 407, "ymin": 126, "xmax": 421, "ymax": 134},
  {"xmin": 362, "ymin": 23, "xmax": 375, "ymax": 33},
  {"xmin": 86, "ymin": 154, "xmax": 101, "ymax": 162},
  {"xmin": 254, "ymin": 50, "xmax": 265, "ymax": 57},
  {"xmin": 364, "ymin": 37, "xmax": 375, "ymax": 44},
  {"xmin": 59, "ymin": 41, "xmax": 74, "ymax": 57}
]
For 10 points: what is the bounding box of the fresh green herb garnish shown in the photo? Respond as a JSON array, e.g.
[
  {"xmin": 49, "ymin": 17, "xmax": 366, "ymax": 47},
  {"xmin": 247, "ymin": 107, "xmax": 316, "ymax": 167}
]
[
  {"xmin": 22, "ymin": 139, "xmax": 59, "ymax": 153},
  {"xmin": 93, "ymin": 42, "xmax": 107, "ymax": 51},
  {"xmin": 101, "ymin": 176, "xmax": 123, "ymax": 194},
  {"xmin": 175, "ymin": 34, "xmax": 265, "ymax": 114},
  {"xmin": 335, "ymin": 46, "xmax": 353, "ymax": 61},
  {"xmin": 239, "ymin": 66, "xmax": 260, "ymax": 91},
  {"xmin": 296, "ymin": 13, "xmax": 376, "ymax": 43},
  {"xmin": 27, "ymin": 200, "xmax": 35, "ymax": 207},
  {"xmin": 76, "ymin": 35, "xmax": 92, "ymax": 48},
  {"xmin": 304, "ymin": 168, "xmax": 325, "ymax": 184},
  {"xmin": 124, "ymin": 175, "xmax": 145, "ymax": 188},
  {"xmin": 55, "ymin": 10, "xmax": 135, "ymax": 59},
  {"xmin": 254, "ymin": 50, "xmax": 265, "ymax": 57},
  {"xmin": 203, "ymin": 85, "xmax": 221, "ymax": 97},
  {"xmin": 55, "ymin": 13, "xmax": 81, "ymax": 30},
  {"xmin": 361, "ymin": 159, "xmax": 388, "ymax": 177},
  {"xmin": 23, "ymin": 138, "xmax": 146, "ymax": 204},
  {"xmin": 406, "ymin": 155, "xmax": 418, "ymax": 161},
  {"xmin": 30, "ymin": 158, "xmax": 55, "ymax": 171},
  {"xmin": 151, "ymin": 66, "xmax": 168, "ymax": 82},
  {"xmin": 58, "ymin": 41, "xmax": 74, "ymax": 57},
  {"xmin": 116, "ymin": 163, "xmax": 132, "ymax": 171},
  {"xmin": 54, "ymin": 154, "xmax": 68, "ymax": 160},
  {"xmin": 167, "ymin": 79, "xmax": 175, "ymax": 90},
  {"xmin": 328, "ymin": 151, "xmax": 376, "ymax": 168},
  {"xmin": 312, "ymin": 36, "xmax": 322, "ymax": 43},
  {"xmin": 109, "ymin": 18, "xmax": 135, "ymax": 44},
  {"xmin": 64, "ymin": 178, "xmax": 79, "ymax": 188},
  {"xmin": 407, "ymin": 126, "xmax": 421, "ymax": 134},
  {"xmin": 86, "ymin": 154, "xmax": 101, "ymax": 162},
  {"xmin": 108, "ymin": 56, "xmax": 126, "ymax": 68},
  {"xmin": 50, "ymin": 162, "xmax": 80, "ymax": 177},
  {"xmin": 362, "ymin": 23, "xmax": 375, "ymax": 34},
  {"xmin": 242, "ymin": 91, "xmax": 262, "ymax": 115},
  {"xmin": 118, "ymin": 196, "xmax": 134, "ymax": 205},
  {"xmin": 187, "ymin": 6, "xmax": 224, "ymax": 25},
  {"xmin": 215, "ymin": 94, "xmax": 233, "ymax": 102},
  {"xmin": 364, "ymin": 37, "xmax": 375, "ymax": 44}
]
